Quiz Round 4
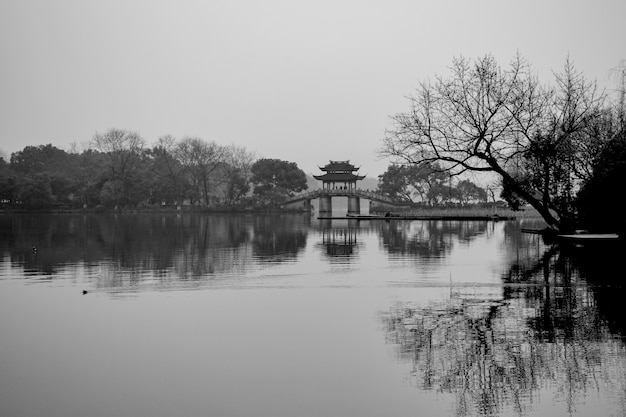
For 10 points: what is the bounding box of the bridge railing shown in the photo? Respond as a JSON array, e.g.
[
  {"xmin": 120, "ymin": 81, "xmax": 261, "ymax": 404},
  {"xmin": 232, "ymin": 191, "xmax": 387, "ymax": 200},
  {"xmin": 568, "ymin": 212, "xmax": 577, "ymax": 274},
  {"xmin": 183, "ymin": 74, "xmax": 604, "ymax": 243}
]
[
  {"xmin": 287, "ymin": 189, "xmax": 323, "ymax": 201},
  {"xmin": 286, "ymin": 188, "xmax": 398, "ymax": 204}
]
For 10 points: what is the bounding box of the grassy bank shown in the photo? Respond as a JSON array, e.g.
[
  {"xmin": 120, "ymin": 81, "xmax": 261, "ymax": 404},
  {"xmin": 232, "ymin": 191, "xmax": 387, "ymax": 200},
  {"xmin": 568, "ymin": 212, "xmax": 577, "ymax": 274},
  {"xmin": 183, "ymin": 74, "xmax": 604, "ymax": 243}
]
[{"xmin": 371, "ymin": 205, "xmax": 542, "ymax": 219}]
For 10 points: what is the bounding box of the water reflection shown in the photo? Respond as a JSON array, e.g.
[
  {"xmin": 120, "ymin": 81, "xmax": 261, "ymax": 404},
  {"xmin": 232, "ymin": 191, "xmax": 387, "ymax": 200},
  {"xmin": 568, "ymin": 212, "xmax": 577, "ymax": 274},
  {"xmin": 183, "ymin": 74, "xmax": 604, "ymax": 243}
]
[
  {"xmin": 0, "ymin": 213, "xmax": 311, "ymax": 289},
  {"xmin": 381, "ymin": 228, "xmax": 626, "ymax": 416},
  {"xmin": 379, "ymin": 220, "xmax": 489, "ymax": 259},
  {"xmin": 558, "ymin": 241, "xmax": 626, "ymax": 338},
  {"xmin": 317, "ymin": 219, "xmax": 359, "ymax": 257},
  {"xmin": 1, "ymin": 214, "xmax": 626, "ymax": 416},
  {"xmin": 0, "ymin": 215, "xmax": 509, "ymax": 284},
  {"xmin": 251, "ymin": 215, "xmax": 309, "ymax": 261}
]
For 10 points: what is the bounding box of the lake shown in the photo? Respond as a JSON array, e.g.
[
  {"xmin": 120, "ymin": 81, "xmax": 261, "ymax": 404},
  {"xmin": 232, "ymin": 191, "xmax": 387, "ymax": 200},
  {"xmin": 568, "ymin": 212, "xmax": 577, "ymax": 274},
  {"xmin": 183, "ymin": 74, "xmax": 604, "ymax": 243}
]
[{"xmin": 1, "ymin": 213, "xmax": 625, "ymax": 417}]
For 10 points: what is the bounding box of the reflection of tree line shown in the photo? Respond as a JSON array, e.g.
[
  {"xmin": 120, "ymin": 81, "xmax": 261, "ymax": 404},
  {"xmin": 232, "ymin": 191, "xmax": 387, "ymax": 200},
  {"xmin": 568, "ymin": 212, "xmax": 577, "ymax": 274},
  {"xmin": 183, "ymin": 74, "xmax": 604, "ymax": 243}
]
[
  {"xmin": 247, "ymin": 216, "xmax": 308, "ymax": 261},
  {"xmin": 381, "ymin": 227, "xmax": 626, "ymax": 417},
  {"xmin": 1, "ymin": 214, "xmax": 309, "ymax": 286},
  {"xmin": 3, "ymin": 216, "xmax": 491, "ymax": 279},
  {"xmin": 378, "ymin": 220, "xmax": 489, "ymax": 259}
]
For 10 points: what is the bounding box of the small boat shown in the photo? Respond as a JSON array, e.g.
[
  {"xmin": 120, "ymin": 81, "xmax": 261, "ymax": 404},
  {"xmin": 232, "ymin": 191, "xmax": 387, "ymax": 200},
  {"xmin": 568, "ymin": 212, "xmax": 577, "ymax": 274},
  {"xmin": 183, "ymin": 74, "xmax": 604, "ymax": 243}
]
[{"xmin": 557, "ymin": 233, "xmax": 621, "ymax": 241}]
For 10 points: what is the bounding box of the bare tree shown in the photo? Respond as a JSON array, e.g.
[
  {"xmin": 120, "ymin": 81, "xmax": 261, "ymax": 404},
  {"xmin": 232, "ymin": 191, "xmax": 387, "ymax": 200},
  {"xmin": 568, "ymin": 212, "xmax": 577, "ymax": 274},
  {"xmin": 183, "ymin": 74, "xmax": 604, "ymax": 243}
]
[
  {"xmin": 90, "ymin": 128, "xmax": 145, "ymax": 206},
  {"xmin": 381, "ymin": 54, "xmax": 605, "ymax": 230},
  {"xmin": 175, "ymin": 137, "xmax": 226, "ymax": 205},
  {"xmin": 221, "ymin": 144, "xmax": 256, "ymax": 204},
  {"xmin": 91, "ymin": 128, "xmax": 145, "ymax": 179},
  {"xmin": 609, "ymin": 59, "xmax": 626, "ymax": 130}
]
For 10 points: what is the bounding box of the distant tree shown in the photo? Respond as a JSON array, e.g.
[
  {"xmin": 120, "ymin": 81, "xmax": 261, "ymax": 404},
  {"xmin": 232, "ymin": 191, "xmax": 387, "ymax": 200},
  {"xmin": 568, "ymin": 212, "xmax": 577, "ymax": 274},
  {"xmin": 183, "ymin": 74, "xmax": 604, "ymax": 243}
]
[
  {"xmin": 377, "ymin": 165, "xmax": 415, "ymax": 202},
  {"xmin": 381, "ymin": 54, "xmax": 605, "ymax": 230},
  {"xmin": 250, "ymin": 158, "xmax": 307, "ymax": 204},
  {"xmin": 426, "ymin": 177, "xmax": 455, "ymax": 205},
  {"xmin": 146, "ymin": 137, "xmax": 188, "ymax": 205},
  {"xmin": 422, "ymin": 168, "xmax": 451, "ymax": 205},
  {"xmin": 8, "ymin": 144, "xmax": 83, "ymax": 206},
  {"xmin": 90, "ymin": 129, "xmax": 145, "ymax": 177},
  {"xmin": 175, "ymin": 137, "xmax": 226, "ymax": 205},
  {"xmin": 610, "ymin": 59, "xmax": 625, "ymax": 130},
  {"xmin": 378, "ymin": 162, "xmax": 452, "ymax": 204},
  {"xmin": 90, "ymin": 129, "xmax": 146, "ymax": 207},
  {"xmin": 0, "ymin": 157, "xmax": 17, "ymax": 204},
  {"xmin": 10, "ymin": 144, "xmax": 69, "ymax": 175},
  {"xmin": 98, "ymin": 179, "xmax": 123, "ymax": 208},
  {"xmin": 73, "ymin": 150, "xmax": 107, "ymax": 207},
  {"xmin": 455, "ymin": 179, "xmax": 488, "ymax": 205},
  {"xmin": 221, "ymin": 145, "xmax": 255, "ymax": 205},
  {"xmin": 17, "ymin": 174, "xmax": 53, "ymax": 209}
]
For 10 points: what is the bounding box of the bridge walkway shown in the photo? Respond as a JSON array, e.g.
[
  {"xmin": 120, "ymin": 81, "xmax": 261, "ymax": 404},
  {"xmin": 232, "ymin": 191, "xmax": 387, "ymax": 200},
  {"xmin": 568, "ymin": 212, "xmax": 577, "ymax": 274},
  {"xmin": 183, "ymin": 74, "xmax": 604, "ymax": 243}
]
[{"xmin": 284, "ymin": 188, "xmax": 399, "ymax": 205}]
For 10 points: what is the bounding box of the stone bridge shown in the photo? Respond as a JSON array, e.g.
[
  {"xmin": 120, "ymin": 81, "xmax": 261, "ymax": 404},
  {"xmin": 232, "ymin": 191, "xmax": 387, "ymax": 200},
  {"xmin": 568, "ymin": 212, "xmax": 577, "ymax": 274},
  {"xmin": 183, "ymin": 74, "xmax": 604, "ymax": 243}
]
[{"xmin": 283, "ymin": 188, "xmax": 401, "ymax": 215}]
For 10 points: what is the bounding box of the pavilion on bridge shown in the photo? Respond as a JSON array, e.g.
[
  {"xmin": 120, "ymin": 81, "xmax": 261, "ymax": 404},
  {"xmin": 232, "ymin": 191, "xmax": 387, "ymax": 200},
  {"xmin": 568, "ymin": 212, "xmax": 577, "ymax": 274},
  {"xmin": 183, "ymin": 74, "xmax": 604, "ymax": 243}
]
[
  {"xmin": 313, "ymin": 160, "xmax": 366, "ymax": 215},
  {"xmin": 313, "ymin": 160, "xmax": 365, "ymax": 191}
]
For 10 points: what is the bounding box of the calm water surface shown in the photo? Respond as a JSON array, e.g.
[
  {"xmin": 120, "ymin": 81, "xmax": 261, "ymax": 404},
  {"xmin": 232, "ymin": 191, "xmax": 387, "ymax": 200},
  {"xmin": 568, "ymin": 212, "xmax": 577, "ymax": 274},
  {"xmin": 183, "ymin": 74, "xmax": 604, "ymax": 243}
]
[{"xmin": 1, "ymin": 213, "xmax": 625, "ymax": 417}]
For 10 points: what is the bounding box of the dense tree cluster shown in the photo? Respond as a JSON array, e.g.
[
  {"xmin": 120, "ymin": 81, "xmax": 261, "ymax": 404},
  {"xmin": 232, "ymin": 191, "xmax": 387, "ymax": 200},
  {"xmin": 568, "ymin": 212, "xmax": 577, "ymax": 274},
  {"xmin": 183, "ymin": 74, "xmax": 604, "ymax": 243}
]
[
  {"xmin": 381, "ymin": 54, "xmax": 626, "ymax": 231},
  {"xmin": 0, "ymin": 129, "xmax": 308, "ymax": 210},
  {"xmin": 377, "ymin": 162, "xmax": 488, "ymax": 206},
  {"xmin": 576, "ymin": 131, "xmax": 626, "ymax": 233},
  {"xmin": 250, "ymin": 158, "xmax": 308, "ymax": 204}
]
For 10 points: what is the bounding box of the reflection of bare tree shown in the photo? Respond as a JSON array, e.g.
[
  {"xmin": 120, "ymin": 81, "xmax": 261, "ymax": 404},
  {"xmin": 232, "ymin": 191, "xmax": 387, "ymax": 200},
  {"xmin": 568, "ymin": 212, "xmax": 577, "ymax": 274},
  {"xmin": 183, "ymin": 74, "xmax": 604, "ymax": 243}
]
[
  {"xmin": 379, "ymin": 220, "xmax": 488, "ymax": 260},
  {"xmin": 498, "ymin": 223, "xmax": 626, "ymax": 341},
  {"xmin": 556, "ymin": 241, "xmax": 626, "ymax": 338},
  {"xmin": 381, "ymin": 244, "xmax": 626, "ymax": 416}
]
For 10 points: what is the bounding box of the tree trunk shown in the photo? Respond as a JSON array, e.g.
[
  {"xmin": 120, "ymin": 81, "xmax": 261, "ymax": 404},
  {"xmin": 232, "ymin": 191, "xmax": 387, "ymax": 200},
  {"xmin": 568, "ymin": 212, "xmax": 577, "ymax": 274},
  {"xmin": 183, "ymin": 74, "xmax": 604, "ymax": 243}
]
[{"xmin": 495, "ymin": 165, "xmax": 561, "ymax": 229}]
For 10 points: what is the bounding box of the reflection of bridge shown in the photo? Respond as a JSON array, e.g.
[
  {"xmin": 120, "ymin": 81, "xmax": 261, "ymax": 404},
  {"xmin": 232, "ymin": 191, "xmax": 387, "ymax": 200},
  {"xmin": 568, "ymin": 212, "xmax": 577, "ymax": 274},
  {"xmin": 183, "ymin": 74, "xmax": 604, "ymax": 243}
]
[{"xmin": 283, "ymin": 188, "xmax": 399, "ymax": 215}]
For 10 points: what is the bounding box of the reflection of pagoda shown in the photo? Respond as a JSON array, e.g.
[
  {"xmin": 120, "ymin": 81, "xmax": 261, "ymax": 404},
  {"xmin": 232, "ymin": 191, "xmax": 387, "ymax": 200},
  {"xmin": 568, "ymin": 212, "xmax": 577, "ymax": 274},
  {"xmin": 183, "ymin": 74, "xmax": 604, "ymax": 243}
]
[
  {"xmin": 313, "ymin": 160, "xmax": 365, "ymax": 190},
  {"xmin": 321, "ymin": 227, "xmax": 358, "ymax": 256},
  {"xmin": 313, "ymin": 160, "xmax": 366, "ymax": 215}
]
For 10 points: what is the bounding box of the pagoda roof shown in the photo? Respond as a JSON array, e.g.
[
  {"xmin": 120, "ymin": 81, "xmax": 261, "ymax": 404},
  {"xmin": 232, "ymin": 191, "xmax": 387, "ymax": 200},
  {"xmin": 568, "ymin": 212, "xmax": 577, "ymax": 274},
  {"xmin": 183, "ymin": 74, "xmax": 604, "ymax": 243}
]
[
  {"xmin": 318, "ymin": 160, "xmax": 360, "ymax": 172},
  {"xmin": 313, "ymin": 172, "xmax": 365, "ymax": 182}
]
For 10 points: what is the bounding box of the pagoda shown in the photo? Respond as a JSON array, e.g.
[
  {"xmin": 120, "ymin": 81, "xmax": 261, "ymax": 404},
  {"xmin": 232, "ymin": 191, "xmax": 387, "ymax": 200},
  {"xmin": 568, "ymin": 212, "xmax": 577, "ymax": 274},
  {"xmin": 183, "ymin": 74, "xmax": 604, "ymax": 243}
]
[
  {"xmin": 313, "ymin": 160, "xmax": 365, "ymax": 191},
  {"xmin": 313, "ymin": 160, "xmax": 365, "ymax": 215}
]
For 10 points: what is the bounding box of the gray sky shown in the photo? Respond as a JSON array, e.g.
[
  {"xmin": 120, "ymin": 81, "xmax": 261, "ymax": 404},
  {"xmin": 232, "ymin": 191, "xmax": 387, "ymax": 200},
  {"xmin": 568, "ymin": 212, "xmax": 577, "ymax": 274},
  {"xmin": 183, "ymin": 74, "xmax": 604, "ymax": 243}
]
[{"xmin": 1, "ymin": 0, "xmax": 624, "ymax": 177}]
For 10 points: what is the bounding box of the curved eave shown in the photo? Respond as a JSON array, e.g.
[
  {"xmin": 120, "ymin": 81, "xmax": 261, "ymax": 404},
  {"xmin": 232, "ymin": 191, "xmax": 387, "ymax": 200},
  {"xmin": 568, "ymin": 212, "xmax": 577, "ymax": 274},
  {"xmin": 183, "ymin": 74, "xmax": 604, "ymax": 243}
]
[
  {"xmin": 318, "ymin": 162, "xmax": 360, "ymax": 172},
  {"xmin": 313, "ymin": 173, "xmax": 366, "ymax": 181}
]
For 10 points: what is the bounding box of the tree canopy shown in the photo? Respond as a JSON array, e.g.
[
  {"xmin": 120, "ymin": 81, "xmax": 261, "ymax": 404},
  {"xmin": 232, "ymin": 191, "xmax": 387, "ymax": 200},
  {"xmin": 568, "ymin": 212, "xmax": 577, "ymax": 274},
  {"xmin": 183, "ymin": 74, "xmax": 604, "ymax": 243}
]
[
  {"xmin": 576, "ymin": 132, "xmax": 626, "ymax": 233},
  {"xmin": 0, "ymin": 133, "xmax": 307, "ymax": 210},
  {"xmin": 377, "ymin": 163, "xmax": 487, "ymax": 205},
  {"xmin": 250, "ymin": 158, "xmax": 308, "ymax": 204}
]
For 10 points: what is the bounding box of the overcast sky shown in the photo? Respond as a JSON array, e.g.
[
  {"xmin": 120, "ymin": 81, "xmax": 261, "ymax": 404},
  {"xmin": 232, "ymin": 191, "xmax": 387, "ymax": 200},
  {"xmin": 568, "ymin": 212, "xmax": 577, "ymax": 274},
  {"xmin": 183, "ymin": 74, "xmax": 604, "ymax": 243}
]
[{"xmin": 1, "ymin": 0, "xmax": 624, "ymax": 177}]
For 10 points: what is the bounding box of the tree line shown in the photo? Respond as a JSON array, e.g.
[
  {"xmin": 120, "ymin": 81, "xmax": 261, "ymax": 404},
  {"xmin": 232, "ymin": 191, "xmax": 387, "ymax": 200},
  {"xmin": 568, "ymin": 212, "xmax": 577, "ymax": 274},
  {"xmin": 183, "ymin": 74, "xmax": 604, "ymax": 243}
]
[
  {"xmin": 0, "ymin": 130, "xmax": 308, "ymax": 210},
  {"xmin": 377, "ymin": 162, "xmax": 491, "ymax": 206},
  {"xmin": 381, "ymin": 54, "xmax": 626, "ymax": 233}
]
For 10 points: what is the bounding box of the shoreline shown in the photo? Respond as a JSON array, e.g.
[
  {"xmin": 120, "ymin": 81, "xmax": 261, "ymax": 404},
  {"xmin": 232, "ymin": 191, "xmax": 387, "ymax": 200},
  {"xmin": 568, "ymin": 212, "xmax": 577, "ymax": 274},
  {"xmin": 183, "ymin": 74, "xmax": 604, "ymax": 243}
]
[{"xmin": 320, "ymin": 214, "xmax": 515, "ymax": 221}]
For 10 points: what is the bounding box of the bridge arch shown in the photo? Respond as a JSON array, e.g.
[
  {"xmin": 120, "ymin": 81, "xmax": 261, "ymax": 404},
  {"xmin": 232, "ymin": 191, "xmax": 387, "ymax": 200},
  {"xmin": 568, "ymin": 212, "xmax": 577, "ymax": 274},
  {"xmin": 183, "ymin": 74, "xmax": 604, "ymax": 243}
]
[
  {"xmin": 283, "ymin": 161, "xmax": 402, "ymax": 216},
  {"xmin": 284, "ymin": 188, "xmax": 398, "ymax": 216}
]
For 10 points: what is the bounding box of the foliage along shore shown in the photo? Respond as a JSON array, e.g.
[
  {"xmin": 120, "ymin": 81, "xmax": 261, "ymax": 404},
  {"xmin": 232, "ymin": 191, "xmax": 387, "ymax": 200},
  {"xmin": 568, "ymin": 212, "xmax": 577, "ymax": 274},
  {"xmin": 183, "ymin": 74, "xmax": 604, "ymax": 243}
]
[
  {"xmin": 0, "ymin": 205, "xmax": 306, "ymax": 215},
  {"xmin": 371, "ymin": 205, "xmax": 543, "ymax": 220},
  {"xmin": 0, "ymin": 202, "xmax": 540, "ymax": 219}
]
